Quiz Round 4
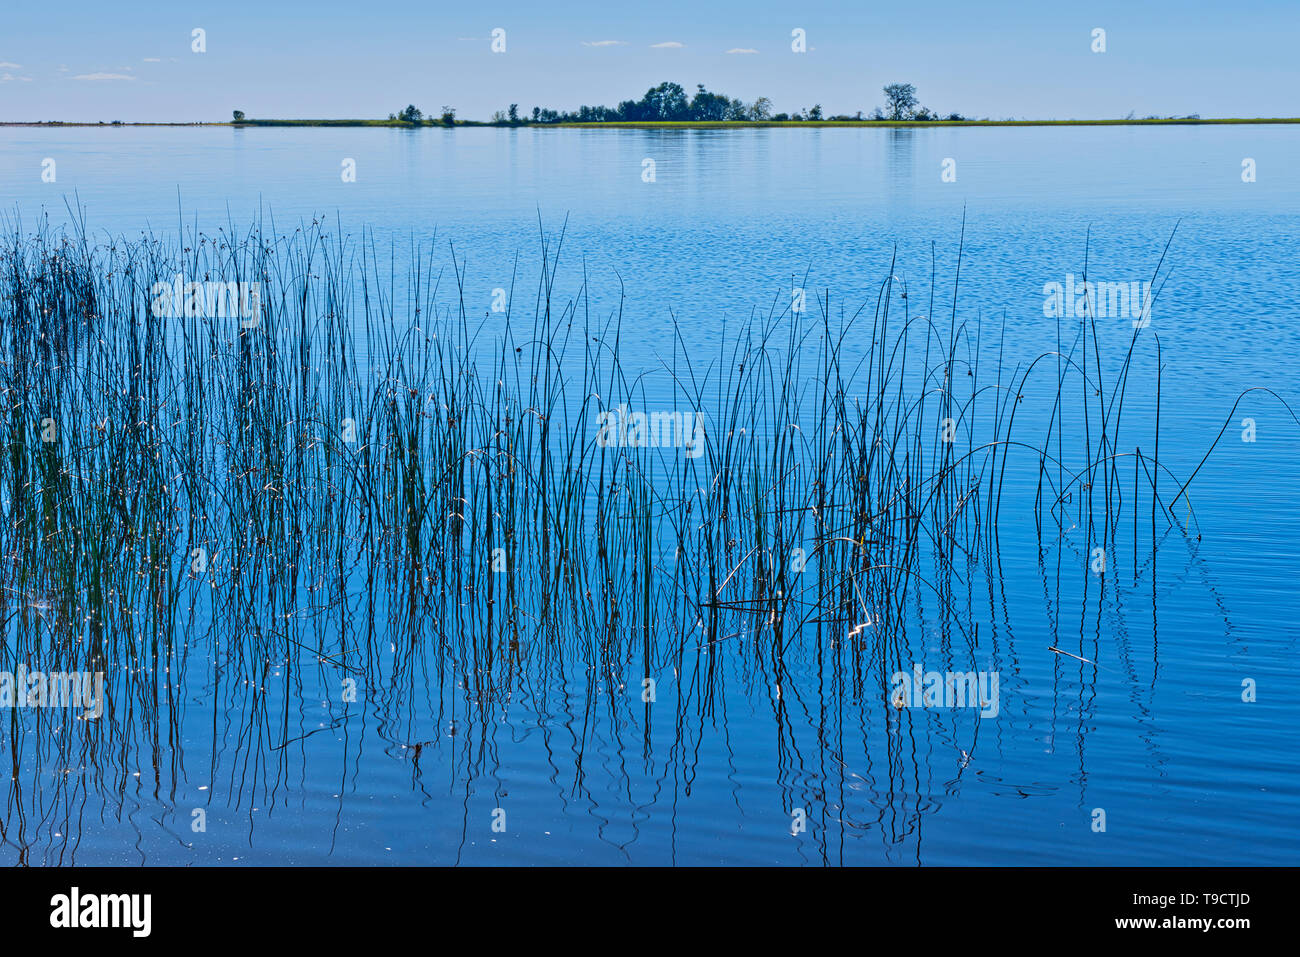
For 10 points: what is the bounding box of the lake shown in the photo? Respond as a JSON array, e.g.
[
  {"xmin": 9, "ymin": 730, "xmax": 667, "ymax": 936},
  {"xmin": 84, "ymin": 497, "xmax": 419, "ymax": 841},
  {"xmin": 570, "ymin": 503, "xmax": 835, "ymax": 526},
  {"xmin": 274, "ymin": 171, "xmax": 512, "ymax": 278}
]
[{"xmin": 0, "ymin": 124, "xmax": 1296, "ymax": 865}]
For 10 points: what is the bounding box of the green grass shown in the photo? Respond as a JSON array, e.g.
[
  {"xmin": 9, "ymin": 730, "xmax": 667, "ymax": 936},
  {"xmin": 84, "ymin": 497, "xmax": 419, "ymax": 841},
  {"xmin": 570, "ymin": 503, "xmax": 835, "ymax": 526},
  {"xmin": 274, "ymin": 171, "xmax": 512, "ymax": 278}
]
[
  {"xmin": 6, "ymin": 117, "xmax": 1299, "ymax": 128},
  {"xmin": 518, "ymin": 117, "xmax": 1300, "ymax": 128}
]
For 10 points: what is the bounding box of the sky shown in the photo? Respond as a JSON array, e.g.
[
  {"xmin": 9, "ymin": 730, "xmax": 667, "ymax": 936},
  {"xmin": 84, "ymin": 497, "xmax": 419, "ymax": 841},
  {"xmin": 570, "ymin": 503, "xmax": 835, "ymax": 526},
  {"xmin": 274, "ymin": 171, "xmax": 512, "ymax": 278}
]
[{"xmin": 1, "ymin": 1, "xmax": 1297, "ymax": 122}]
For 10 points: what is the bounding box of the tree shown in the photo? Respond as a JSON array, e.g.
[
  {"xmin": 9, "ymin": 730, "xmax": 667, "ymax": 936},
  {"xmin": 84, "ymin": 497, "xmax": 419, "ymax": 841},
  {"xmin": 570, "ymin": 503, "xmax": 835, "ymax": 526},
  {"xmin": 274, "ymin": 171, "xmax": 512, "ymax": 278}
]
[
  {"xmin": 397, "ymin": 105, "xmax": 423, "ymax": 124},
  {"xmin": 232, "ymin": 110, "xmax": 246, "ymax": 122},
  {"xmin": 690, "ymin": 84, "xmax": 732, "ymax": 121},
  {"xmin": 440, "ymin": 106, "xmax": 456, "ymax": 126},
  {"xmin": 748, "ymin": 97, "xmax": 773, "ymax": 121},
  {"xmin": 807, "ymin": 104, "xmax": 823, "ymax": 120},
  {"xmin": 640, "ymin": 81, "xmax": 689, "ymax": 120},
  {"xmin": 508, "ymin": 103, "xmax": 519, "ymax": 124},
  {"xmin": 616, "ymin": 98, "xmax": 644, "ymax": 121},
  {"xmin": 882, "ymin": 83, "xmax": 917, "ymax": 120},
  {"xmin": 725, "ymin": 99, "xmax": 749, "ymax": 121}
]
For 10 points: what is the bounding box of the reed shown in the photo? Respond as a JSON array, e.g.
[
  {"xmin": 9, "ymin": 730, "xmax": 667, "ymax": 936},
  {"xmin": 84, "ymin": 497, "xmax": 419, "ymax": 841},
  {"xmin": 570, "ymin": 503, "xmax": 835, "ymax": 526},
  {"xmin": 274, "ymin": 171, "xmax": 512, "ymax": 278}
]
[{"xmin": 0, "ymin": 210, "xmax": 1215, "ymax": 720}]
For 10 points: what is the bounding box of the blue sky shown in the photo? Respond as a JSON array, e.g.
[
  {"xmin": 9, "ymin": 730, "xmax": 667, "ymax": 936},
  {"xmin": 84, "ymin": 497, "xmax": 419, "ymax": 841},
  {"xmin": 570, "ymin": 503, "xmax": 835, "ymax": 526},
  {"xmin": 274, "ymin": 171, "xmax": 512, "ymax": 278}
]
[{"xmin": 2, "ymin": 1, "xmax": 1296, "ymax": 121}]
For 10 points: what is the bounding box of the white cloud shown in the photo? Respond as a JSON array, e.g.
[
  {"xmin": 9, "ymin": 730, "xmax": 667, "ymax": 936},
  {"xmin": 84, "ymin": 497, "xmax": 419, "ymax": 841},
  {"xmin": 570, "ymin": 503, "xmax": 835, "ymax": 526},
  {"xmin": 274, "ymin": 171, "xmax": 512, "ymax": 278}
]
[
  {"xmin": 582, "ymin": 40, "xmax": 627, "ymax": 47},
  {"xmin": 142, "ymin": 57, "xmax": 162, "ymax": 62},
  {"xmin": 726, "ymin": 48, "xmax": 759, "ymax": 54},
  {"xmin": 0, "ymin": 61, "xmax": 22, "ymax": 69},
  {"xmin": 71, "ymin": 72, "xmax": 136, "ymax": 81},
  {"xmin": 650, "ymin": 42, "xmax": 684, "ymax": 49}
]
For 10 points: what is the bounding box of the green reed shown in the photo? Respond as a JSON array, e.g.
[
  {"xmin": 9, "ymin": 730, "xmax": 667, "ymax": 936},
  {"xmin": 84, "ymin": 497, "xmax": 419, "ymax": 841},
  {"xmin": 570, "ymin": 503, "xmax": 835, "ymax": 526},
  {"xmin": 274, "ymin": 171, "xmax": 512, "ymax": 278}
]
[{"xmin": 0, "ymin": 210, "xmax": 1213, "ymax": 714}]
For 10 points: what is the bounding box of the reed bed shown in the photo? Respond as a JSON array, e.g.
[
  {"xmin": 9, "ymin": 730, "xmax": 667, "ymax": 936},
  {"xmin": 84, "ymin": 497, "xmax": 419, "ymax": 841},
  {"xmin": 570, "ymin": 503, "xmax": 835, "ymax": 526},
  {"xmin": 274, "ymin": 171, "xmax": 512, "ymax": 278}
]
[
  {"xmin": 7, "ymin": 209, "xmax": 1271, "ymax": 862},
  {"xmin": 0, "ymin": 211, "xmax": 1202, "ymax": 739}
]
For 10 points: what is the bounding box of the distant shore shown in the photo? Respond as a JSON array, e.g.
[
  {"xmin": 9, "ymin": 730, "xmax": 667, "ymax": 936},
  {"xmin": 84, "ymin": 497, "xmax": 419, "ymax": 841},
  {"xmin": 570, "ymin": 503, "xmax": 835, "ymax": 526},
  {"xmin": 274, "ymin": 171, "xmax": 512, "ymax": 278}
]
[{"xmin": 4, "ymin": 117, "xmax": 1299, "ymax": 129}]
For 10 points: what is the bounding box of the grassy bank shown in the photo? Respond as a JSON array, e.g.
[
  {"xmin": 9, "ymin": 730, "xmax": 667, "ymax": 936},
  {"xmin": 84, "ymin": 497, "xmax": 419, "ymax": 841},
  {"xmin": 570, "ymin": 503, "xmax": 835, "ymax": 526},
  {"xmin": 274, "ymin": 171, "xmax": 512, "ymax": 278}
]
[{"xmin": 5, "ymin": 117, "xmax": 1300, "ymax": 128}]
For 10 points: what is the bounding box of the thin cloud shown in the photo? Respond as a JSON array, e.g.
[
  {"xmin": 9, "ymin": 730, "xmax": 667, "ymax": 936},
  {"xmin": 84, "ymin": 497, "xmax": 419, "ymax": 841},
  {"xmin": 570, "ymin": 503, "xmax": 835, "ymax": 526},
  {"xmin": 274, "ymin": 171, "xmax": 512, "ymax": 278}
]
[
  {"xmin": 650, "ymin": 41, "xmax": 684, "ymax": 49},
  {"xmin": 142, "ymin": 57, "xmax": 162, "ymax": 62},
  {"xmin": 0, "ymin": 61, "xmax": 22, "ymax": 69},
  {"xmin": 726, "ymin": 48, "xmax": 759, "ymax": 54},
  {"xmin": 1, "ymin": 72, "xmax": 34, "ymax": 83},
  {"xmin": 582, "ymin": 40, "xmax": 627, "ymax": 47},
  {"xmin": 71, "ymin": 72, "xmax": 136, "ymax": 81}
]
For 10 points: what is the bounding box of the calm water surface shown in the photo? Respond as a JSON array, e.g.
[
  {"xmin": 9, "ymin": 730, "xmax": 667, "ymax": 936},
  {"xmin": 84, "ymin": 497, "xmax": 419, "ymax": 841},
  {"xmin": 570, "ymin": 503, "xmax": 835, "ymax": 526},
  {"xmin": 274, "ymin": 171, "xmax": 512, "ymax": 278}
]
[{"xmin": 0, "ymin": 125, "xmax": 1296, "ymax": 864}]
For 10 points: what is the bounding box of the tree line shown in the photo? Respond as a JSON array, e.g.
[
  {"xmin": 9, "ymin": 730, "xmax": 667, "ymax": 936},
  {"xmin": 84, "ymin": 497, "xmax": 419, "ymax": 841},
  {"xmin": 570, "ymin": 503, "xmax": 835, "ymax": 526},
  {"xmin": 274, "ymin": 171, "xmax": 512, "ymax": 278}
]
[
  {"xmin": 232, "ymin": 82, "xmax": 967, "ymax": 126},
  {"xmin": 490, "ymin": 81, "xmax": 965, "ymax": 124}
]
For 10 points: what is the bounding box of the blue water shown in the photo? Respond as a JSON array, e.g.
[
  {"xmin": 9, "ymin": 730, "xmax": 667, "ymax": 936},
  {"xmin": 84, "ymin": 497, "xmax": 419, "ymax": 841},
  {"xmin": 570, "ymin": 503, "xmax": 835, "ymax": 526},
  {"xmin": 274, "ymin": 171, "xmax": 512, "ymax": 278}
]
[{"xmin": 0, "ymin": 125, "xmax": 1297, "ymax": 865}]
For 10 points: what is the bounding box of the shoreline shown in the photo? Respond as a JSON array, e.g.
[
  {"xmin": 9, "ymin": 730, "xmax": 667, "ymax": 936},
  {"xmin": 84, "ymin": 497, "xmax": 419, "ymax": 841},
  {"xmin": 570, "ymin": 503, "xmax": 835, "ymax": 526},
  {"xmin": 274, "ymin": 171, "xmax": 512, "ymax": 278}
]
[{"xmin": 3, "ymin": 117, "xmax": 1299, "ymax": 129}]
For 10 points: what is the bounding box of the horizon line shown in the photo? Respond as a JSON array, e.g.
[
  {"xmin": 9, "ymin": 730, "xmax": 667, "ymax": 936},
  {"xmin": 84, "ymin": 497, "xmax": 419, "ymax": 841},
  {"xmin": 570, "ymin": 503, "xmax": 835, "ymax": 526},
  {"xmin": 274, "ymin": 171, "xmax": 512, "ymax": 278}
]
[{"xmin": 6, "ymin": 116, "xmax": 1300, "ymax": 128}]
